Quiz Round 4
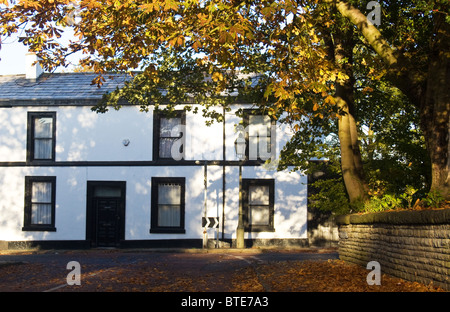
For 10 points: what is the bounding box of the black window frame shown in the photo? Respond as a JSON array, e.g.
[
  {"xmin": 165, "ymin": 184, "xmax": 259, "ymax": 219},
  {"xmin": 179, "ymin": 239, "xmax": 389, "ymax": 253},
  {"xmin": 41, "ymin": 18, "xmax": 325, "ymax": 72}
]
[
  {"xmin": 153, "ymin": 110, "xmax": 186, "ymax": 161},
  {"xmin": 23, "ymin": 176, "xmax": 57, "ymax": 232},
  {"xmin": 27, "ymin": 112, "xmax": 56, "ymax": 163},
  {"xmin": 242, "ymin": 109, "xmax": 276, "ymax": 161},
  {"xmin": 242, "ymin": 179, "xmax": 275, "ymax": 232},
  {"xmin": 150, "ymin": 177, "xmax": 186, "ymax": 234}
]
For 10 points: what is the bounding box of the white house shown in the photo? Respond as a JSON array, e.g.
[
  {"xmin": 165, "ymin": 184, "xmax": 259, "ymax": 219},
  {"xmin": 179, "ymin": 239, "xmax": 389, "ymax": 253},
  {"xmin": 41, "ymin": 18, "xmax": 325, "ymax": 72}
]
[{"xmin": 0, "ymin": 57, "xmax": 309, "ymax": 249}]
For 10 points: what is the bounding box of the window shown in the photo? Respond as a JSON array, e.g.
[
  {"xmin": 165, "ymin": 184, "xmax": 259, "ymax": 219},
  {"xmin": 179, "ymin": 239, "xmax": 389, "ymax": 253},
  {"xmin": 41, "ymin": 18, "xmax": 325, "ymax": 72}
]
[
  {"xmin": 242, "ymin": 179, "xmax": 275, "ymax": 232},
  {"xmin": 153, "ymin": 110, "xmax": 185, "ymax": 160},
  {"xmin": 151, "ymin": 177, "xmax": 185, "ymax": 233},
  {"xmin": 23, "ymin": 176, "xmax": 56, "ymax": 231},
  {"xmin": 27, "ymin": 112, "xmax": 56, "ymax": 162},
  {"xmin": 243, "ymin": 110, "xmax": 275, "ymax": 161}
]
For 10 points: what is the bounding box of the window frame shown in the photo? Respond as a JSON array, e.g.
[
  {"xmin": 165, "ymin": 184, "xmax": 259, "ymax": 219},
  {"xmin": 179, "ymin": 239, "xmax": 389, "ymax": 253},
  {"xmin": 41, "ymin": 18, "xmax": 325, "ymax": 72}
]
[
  {"xmin": 242, "ymin": 109, "xmax": 276, "ymax": 161},
  {"xmin": 23, "ymin": 176, "xmax": 57, "ymax": 232},
  {"xmin": 27, "ymin": 112, "xmax": 56, "ymax": 163},
  {"xmin": 150, "ymin": 177, "xmax": 186, "ymax": 234},
  {"xmin": 153, "ymin": 110, "xmax": 186, "ymax": 161},
  {"xmin": 242, "ymin": 179, "xmax": 275, "ymax": 232}
]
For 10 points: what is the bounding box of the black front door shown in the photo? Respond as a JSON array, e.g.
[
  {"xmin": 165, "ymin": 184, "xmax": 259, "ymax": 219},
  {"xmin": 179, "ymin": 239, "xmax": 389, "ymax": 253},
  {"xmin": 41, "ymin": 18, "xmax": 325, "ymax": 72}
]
[
  {"xmin": 95, "ymin": 198, "xmax": 120, "ymax": 247},
  {"xmin": 87, "ymin": 182, "xmax": 126, "ymax": 247}
]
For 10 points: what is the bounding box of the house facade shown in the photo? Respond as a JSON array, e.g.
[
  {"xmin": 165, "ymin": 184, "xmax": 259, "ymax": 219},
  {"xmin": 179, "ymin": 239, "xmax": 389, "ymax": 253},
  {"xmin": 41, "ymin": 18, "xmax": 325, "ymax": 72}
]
[{"xmin": 0, "ymin": 59, "xmax": 308, "ymax": 249}]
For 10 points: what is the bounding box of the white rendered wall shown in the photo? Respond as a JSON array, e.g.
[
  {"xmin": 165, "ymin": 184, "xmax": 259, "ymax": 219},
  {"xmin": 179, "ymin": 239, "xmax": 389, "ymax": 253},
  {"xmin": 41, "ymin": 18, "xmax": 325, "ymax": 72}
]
[
  {"xmin": 0, "ymin": 104, "xmax": 307, "ymax": 243},
  {"xmin": 0, "ymin": 104, "xmax": 295, "ymax": 163},
  {"xmin": 0, "ymin": 166, "xmax": 210, "ymax": 241},
  {"xmin": 0, "ymin": 106, "xmax": 155, "ymax": 162},
  {"xmin": 0, "ymin": 107, "xmax": 28, "ymax": 162},
  {"xmin": 221, "ymin": 166, "xmax": 307, "ymax": 241}
]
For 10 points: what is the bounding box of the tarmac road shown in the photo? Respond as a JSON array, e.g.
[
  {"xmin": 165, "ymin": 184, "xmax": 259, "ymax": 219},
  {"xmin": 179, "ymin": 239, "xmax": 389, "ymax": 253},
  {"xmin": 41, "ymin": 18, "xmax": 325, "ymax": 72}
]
[
  {"xmin": 0, "ymin": 247, "xmax": 339, "ymax": 293},
  {"xmin": 2, "ymin": 248, "xmax": 444, "ymax": 311}
]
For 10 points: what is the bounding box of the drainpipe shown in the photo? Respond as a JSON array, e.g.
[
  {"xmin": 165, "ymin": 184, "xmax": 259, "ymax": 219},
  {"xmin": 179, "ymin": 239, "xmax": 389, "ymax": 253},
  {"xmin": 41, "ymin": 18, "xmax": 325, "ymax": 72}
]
[
  {"xmin": 222, "ymin": 106, "xmax": 226, "ymax": 241},
  {"xmin": 202, "ymin": 160, "xmax": 207, "ymax": 248},
  {"xmin": 235, "ymin": 125, "xmax": 246, "ymax": 248},
  {"xmin": 236, "ymin": 163, "xmax": 244, "ymax": 248}
]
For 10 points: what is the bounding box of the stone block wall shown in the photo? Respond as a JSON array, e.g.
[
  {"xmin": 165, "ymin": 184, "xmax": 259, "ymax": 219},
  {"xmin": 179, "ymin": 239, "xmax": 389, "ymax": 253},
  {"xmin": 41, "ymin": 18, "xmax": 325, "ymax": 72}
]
[{"xmin": 336, "ymin": 209, "xmax": 450, "ymax": 291}]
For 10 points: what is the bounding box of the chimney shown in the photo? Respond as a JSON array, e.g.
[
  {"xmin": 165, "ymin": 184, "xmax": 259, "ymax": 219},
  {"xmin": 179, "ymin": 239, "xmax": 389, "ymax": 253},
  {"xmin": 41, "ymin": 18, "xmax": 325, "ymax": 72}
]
[{"xmin": 25, "ymin": 52, "xmax": 44, "ymax": 79}]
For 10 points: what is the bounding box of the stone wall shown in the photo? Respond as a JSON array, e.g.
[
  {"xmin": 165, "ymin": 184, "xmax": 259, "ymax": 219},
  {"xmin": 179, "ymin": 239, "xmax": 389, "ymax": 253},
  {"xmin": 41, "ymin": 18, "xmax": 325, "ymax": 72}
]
[{"xmin": 336, "ymin": 209, "xmax": 450, "ymax": 291}]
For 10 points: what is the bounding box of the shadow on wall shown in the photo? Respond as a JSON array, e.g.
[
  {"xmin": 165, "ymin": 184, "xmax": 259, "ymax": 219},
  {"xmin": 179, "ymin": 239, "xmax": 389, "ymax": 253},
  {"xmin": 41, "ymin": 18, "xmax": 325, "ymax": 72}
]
[
  {"xmin": 222, "ymin": 166, "xmax": 308, "ymax": 241},
  {"xmin": 0, "ymin": 108, "xmax": 27, "ymax": 161},
  {"xmin": 0, "ymin": 108, "xmax": 29, "ymax": 239},
  {"xmin": 56, "ymin": 107, "xmax": 153, "ymax": 161},
  {"xmin": 0, "ymin": 167, "xmax": 52, "ymax": 242}
]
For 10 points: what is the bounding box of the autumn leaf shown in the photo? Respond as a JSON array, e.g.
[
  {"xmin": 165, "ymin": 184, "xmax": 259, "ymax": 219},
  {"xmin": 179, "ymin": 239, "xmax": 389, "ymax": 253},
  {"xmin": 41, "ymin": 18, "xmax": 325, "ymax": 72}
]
[
  {"xmin": 324, "ymin": 95, "xmax": 336, "ymax": 105},
  {"xmin": 211, "ymin": 72, "xmax": 223, "ymax": 82},
  {"xmin": 192, "ymin": 40, "xmax": 201, "ymax": 52},
  {"xmin": 164, "ymin": 0, "xmax": 178, "ymax": 11},
  {"xmin": 139, "ymin": 3, "xmax": 159, "ymax": 13}
]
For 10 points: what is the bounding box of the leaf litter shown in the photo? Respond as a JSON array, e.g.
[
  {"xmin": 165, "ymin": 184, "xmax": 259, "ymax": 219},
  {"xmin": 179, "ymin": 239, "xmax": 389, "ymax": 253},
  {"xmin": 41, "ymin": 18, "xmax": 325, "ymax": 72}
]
[{"xmin": 0, "ymin": 253, "xmax": 446, "ymax": 292}]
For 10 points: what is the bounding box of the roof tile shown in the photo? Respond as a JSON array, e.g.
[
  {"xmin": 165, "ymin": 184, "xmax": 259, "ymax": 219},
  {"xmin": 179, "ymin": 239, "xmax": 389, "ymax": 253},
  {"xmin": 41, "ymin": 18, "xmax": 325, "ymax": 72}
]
[{"xmin": 0, "ymin": 73, "xmax": 128, "ymax": 102}]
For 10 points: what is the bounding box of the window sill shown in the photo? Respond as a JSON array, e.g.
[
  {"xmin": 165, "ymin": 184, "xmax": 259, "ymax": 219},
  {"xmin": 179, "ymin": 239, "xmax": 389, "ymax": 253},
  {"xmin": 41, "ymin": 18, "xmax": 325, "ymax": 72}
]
[
  {"xmin": 150, "ymin": 228, "xmax": 186, "ymax": 234},
  {"xmin": 22, "ymin": 226, "xmax": 56, "ymax": 232},
  {"xmin": 245, "ymin": 227, "xmax": 275, "ymax": 233},
  {"xmin": 26, "ymin": 160, "xmax": 56, "ymax": 166}
]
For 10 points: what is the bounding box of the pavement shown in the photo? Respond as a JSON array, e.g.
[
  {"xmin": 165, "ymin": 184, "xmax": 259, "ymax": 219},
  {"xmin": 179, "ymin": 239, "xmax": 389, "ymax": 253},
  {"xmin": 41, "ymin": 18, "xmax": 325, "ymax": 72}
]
[{"xmin": 0, "ymin": 246, "xmax": 339, "ymax": 263}]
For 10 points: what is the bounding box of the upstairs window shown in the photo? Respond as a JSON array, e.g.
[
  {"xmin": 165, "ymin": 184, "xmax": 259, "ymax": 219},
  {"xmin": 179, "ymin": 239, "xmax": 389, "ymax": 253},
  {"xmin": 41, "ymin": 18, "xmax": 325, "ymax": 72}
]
[
  {"xmin": 153, "ymin": 110, "xmax": 185, "ymax": 161},
  {"xmin": 27, "ymin": 112, "xmax": 56, "ymax": 162},
  {"xmin": 243, "ymin": 110, "xmax": 276, "ymax": 161},
  {"xmin": 23, "ymin": 176, "xmax": 56, "ymax": 232}
]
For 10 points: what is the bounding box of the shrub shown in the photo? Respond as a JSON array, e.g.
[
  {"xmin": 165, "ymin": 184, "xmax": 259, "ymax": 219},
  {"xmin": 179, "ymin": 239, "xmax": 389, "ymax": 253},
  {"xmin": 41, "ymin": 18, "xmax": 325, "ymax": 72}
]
[
  {"xmin": 422, "ymin": 190, "xmax": 444, "ymax": 208},
  {"xmin": 399, "ymin": 185, "xmax": 418, "ymax": 209},
  {"xmin": 364, "ymin": 194, "xmax": 402, "ymax": 213}
]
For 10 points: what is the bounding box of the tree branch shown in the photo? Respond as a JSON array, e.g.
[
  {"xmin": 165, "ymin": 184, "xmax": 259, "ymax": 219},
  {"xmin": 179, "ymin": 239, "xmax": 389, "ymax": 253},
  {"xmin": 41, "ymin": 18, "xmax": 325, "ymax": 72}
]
[
  {"xmin": 322, "ymin": 0, "xmax": 398, "ymax": 67},
  {"xmin": 322, "ymin": 0, "xmax": 426, "ymax": 108}
]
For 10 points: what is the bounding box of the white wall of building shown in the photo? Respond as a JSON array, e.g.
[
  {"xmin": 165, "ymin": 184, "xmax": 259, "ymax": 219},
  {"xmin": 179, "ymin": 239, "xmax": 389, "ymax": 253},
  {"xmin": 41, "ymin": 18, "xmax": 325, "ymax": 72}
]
[
  {"xmin": 221, "ymin": 166, "xmax": 307, "ymax": 240},
  {"xmin": 0, "ymin": 103, "xmax": 307, "ymax": 243},
  {"xmin": 0, "ymin": 106, "xmax": 155, "ymax": 162},
  {"xmin": 0, "ymin": 107, "xmax": 28, "ymax": 162}
]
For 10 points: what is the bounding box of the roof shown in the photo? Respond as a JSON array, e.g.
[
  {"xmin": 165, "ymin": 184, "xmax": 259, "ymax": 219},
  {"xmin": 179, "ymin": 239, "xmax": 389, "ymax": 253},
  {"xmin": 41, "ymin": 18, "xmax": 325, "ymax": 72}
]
[
  {"xmin": 0, "ymin": 72, "xmax": 128, "ymax": 105},
  {"xmin": 0, "ymin": 71, "xmax": 262, "ymax": 106}
]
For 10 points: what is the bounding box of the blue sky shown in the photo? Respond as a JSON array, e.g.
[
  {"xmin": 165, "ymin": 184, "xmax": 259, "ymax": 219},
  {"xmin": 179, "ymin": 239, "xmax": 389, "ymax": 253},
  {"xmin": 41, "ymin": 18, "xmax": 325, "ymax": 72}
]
[
  {"xmin": 0, "ymin": 30, "xmax": 80, "ymax": 76},
  {"xmin": 0, "ymin": 34, "xmax": 29, "ymax": 75}
]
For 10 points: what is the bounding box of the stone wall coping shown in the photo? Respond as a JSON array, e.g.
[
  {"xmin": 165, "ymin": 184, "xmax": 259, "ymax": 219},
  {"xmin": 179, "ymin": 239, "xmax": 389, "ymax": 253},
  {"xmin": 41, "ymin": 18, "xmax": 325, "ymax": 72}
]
[{"xmin": 335, "ymin": 208, "xmax": 450, "ymax": 225}]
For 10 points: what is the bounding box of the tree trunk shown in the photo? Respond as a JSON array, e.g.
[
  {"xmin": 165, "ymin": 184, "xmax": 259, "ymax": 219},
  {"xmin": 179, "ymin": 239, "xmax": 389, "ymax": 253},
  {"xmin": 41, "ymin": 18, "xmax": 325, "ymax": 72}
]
[
  {"xmin": 390, "ymin": 15, "xmax": 449, "ymax": 199},
  {"xmin": 333, "ymin": 26, "xmax": 369, "ymax": 204},
  {"xmin": 329, "ymin": 0, "xmax": 449, "ymax": 199},
  {"xmin": 337, "ymin": 98, "xmax": 369, "ymax": 203},
  {"xmin": 419, "ymin": 18, "xmax": 450, "ymax": 199}
]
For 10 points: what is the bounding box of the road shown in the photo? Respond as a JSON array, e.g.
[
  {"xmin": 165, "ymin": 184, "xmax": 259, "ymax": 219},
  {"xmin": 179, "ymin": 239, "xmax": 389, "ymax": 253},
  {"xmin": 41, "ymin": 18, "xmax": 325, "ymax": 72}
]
[
  {"xmin": 0, "ymin": 248, "xmax": 445, "ymax": 311},
  {"xmin": 0, "ymin": 248, "xmax": 338, "ymax": 293}
]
